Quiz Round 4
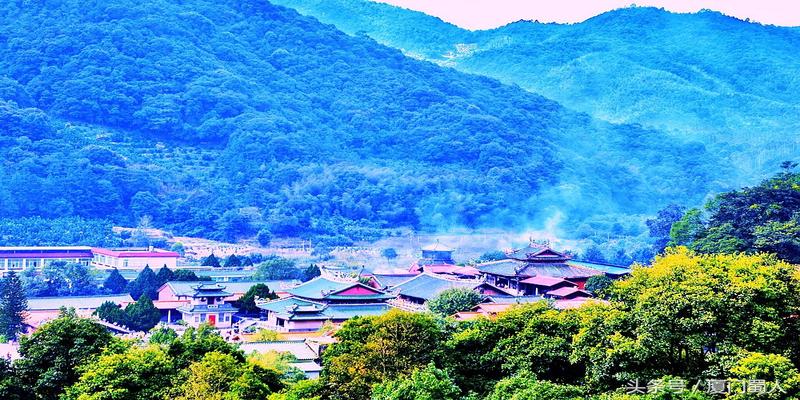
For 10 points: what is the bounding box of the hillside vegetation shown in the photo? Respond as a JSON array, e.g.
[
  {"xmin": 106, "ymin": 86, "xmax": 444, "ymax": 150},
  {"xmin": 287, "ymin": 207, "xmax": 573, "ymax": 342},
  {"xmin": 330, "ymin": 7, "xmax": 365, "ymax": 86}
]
[
  {"xmin": 0, "ymin": 0, "xmax": 718, "ymax": 243},
  {"xmin": 272, "ymin": 0, "xmax": 800, "ymax": 180}
]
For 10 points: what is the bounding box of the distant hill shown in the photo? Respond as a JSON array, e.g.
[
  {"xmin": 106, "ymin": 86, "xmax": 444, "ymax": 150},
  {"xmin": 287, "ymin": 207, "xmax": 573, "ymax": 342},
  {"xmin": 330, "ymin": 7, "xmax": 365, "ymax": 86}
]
[
  {"xmin": 0, "ymin": 0, "xmax": 721, "ymax": 244},
  {"xmin": 272, "ymin": 0, "xmax": 800, "ymax": 179}
]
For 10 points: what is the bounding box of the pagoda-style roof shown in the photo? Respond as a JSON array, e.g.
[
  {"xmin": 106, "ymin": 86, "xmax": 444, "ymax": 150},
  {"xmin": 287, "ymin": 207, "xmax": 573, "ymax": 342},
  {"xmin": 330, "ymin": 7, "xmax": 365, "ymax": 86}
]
[
  {"xmin": 287, "ymin": 277, "xmax": 395, "ymax": 302},
  {"xmin": 190, "ymin": 283, "xmax": 233, "ymax": 298},
  {"xmin": 421, "ymin": 242, "xmax": 454, "ymax": 252},
  {"xmin": 506, "ymin": 245, "xmax": 570, "ymax": 263},
  {"xmin": 477, "ymin": 259, "xmax": 602, "ymax": 280}
]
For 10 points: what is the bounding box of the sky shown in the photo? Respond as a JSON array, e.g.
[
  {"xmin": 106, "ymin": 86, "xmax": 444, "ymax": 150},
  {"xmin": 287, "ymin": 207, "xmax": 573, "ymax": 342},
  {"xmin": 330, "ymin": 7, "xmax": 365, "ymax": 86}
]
[{"xmin": 376, "ymin": 0, "xmax": 800, "ymax": 30}]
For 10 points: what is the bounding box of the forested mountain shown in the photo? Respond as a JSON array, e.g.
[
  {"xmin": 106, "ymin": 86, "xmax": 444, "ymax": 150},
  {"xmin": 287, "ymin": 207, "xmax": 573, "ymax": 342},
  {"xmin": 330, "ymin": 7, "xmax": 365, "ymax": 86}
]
[
  {"xmin": 272, "ymin": 0, "xmax": 800, "ymax": 180},
  {"xmin": 0, "ymin": 0, "xmax": 720, "ymax": 243}
]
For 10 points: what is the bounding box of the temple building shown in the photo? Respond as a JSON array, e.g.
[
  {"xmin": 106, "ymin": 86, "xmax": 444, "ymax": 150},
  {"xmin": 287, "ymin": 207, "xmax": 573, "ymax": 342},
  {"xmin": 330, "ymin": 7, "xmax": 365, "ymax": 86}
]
[
  {"xmin": 407, "ymin": 242, "xmax": 480, "ymax": 278},
  {"xmin": 476, "ymin": 242, "xmax": 629, "ymax": 295},
  {"xmin": 257, "ymin": 266, "xmax": 395, "ymax": 332},
  {"xmin": 390, "ymin": 272, "xmax": 512, "ymax": 310},
  {"xmin": 176, "ymin": 283, "xmax": 238, "ymax": 328}
]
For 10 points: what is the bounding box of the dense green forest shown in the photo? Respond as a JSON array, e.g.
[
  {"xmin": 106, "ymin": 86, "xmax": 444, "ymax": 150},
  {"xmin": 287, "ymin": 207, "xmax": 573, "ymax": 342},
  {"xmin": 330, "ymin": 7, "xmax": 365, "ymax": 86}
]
[
  {"xmin": 272, "ymin": 0, "xmax": 800, "ymax": 181},
  {"xmin": 0, "ymin": 0, "xmax": 721, "ymax": 244}
]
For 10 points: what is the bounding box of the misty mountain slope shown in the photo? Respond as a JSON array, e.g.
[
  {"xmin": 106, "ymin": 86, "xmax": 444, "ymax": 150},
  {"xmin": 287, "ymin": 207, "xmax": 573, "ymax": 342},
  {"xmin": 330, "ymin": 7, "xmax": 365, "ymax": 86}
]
[
  {"xmin": 271, "ymin": 0, "xmax": 800, "ymax": 180},
  {"xmin": 0, "ymin": 0, "xmax": 721, "ymax": 242}
]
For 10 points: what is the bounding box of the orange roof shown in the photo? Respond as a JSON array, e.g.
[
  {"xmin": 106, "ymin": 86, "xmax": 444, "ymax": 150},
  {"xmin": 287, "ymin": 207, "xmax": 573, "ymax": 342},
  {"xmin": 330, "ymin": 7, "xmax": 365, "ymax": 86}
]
[
  {"xmin": 452, "ymin": 311, "xmax": 484, "ymax": 321},
  {"xmin": 473, "ymin": 303, "xmax": 513, "ymax": 314}
]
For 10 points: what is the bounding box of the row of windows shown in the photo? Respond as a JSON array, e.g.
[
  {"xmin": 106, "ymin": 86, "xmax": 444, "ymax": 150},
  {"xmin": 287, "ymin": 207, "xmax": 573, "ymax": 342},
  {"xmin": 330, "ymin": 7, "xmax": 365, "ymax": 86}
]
[
  {"xmin": 192, "ymin": 313, "xmax": 232, "ymax": 323},
  {"xmin": 1, "ymin": 258, "xmax": 91, "ymax": 270}
]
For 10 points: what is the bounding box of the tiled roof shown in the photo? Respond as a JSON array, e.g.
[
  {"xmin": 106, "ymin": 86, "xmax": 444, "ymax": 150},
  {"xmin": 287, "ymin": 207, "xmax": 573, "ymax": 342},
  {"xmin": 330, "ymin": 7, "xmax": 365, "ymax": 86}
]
[
  {"xmin": 477, "ymin": 259, "xmax": 603, "ymax": 279},
  {"xmin": 373, "ymin": 274, "xmax": 419, "ymax": 289},
  {"xmin": 239, "ymin": 340, "xmax": 319, "ymax": 360},
  {"xmin": 484, "ymin": 295, "xmax": 546, "ymax": 304},
  {"xmin": 567, "ymin": 261, "xmax": 631, "ymax": 277},
  {"xmin": 475, "ymin": 260, "xmax": 524, "ymax": 276},
  {"xmin": 258, "ymin": 297, "xmax": 392, "ymax": 320},
  {"xmin": 546, "ymin": 287, "xmax": 591, "ymax": 298},
  {"xmin": 288, "ymin": 277, "xmax": 394, "ymax": 301},
  {"xmin": 421, "ymin": 243, "xmax": 454, "ymax": 252},
  {"xmin": 392, "ymin": 273, "xmax": 483, "ymax": 302},
  {"xmin": 28, "ymin": 294, "xmax": 134, "ymax": 310}
]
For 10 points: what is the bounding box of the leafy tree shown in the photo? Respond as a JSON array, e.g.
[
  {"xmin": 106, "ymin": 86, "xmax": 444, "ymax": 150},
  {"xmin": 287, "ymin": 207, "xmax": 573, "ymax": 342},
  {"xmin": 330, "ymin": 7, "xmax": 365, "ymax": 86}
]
[
  {"xmin": 173, "ymin": 351, "xmax": 281, "ymax": 400},
  {"xmin": 581, "ymin": 245, "xmax": 607, "ymax": 263},
  {"xmin": 669, "ymin": 208, "xmax": 705, "ymax": 247},
  {"xmin": 0, "ymin": 358, "xmax": 26, "ymax": 400},
  {"xmin": 646, "ymin": 204, "xmax": 686, "ymax": 253},
  {"xmin": 127, "ymin": 266, "xmax": 160, "ymax": 300},
  {"xmin": 201, "ymin": 254, "xmax": 221, "ymax": 268},
  {"xmin": 484, "ymin": 372, "xmax": 584, "ymax": 400},
  {"xmin": 166, "ymin": 324, "xmax": 244, "ymax": 370},
  {"xmin": 584, "ymin": 275, "xmax": 612, "ymax": 296},
  {"xmin": 254, "ymin": 257, "xmax": 298, "ymax": 280},
  {"xmin": 256, "ymin": 229, "xmax": 273, "ymax": 247},
  {"xmin": 235, "ymin": 284, "xmax": 277, "ymax": 314},
  {"xmin": 149, "ymin": 326, "xmax": 179, "ymax": 345},
  {"xmin": 173, "ymin": 269, "xmax": 211, "ymax": 281},
  {"xmin": 380, "ymin": 248, "xmax": 398, "ymax": 260},
  {"xmin": 323, "ymin": 310, "xmax": 442, "ymax": 400},
  {"xmin": 372, "ymin": 363, "xmax": 460, "ymax": 400},
  {"xmin": 62, "ymin": 262, "xmax": 99, "ymax": 295},
  {"xmin": 269, "ymin": 379, "xmax": 323, "ymax": 400},
  {"xmin": 0, "ymin": 271, "xmax": 28, "ymax": 339},
  {"xmin": 301, "ymin": 264, "xmax": 321, "ymax": 282},
  {"xmin": 16, "ymin": 309, "xmax": 115, "ymax": 400},
  {"xmin": 477, "ymin": 250, "xmax": 506, "ymax": 262},
  {"xmin": 94, "ymin": 301, "xmax": 126, "ymax": 326},
  {"xmin": 595, "ymin": 248, "xmax": 800, "ymax": 386},
  {"xmin": 62, "ymin": 345, "xmax": 176, "ymax": 400},
  {"xmin": 103, "ymin": 268, "xmax": 129, "ymax": 294},
  {"xmin": 426, "ymin": 287, "xmax": 482, "ymax": 317},
  {"xmin": 155, "ymin": 266, "xmax": 175, "ymax": 286},
  {"xmin": 123, "ymin": 294, "xmax": 162, "ymax": 332}
]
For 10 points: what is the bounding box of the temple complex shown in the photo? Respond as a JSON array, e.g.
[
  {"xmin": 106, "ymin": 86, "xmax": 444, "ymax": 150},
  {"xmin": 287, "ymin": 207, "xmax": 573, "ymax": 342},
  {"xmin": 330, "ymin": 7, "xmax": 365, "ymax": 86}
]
[{"xmin": 176, "ymin": 283, "xmax": 238, "ymax": 328}]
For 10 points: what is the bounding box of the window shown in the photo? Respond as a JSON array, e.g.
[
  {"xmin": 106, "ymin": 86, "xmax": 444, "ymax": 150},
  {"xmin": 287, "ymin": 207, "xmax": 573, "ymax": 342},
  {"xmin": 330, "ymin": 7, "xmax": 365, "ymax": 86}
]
[
  {"xmin": 123, "ymin": 259, "xmax": 128, "ymax": 268},
  {"xmin": 26, "ymin": 259, "xmax": 38, "ymax": 269},
  {"xmin": 200, "ymin": 314, "xmax": 206, "ymax": 322},
  {"xmin": 194, "ymin": 315, "xmax": 200, "ymax": 323},
  {"xmin": 8, "ymin": 259, "xmax": 22, "ymax": 270},
  {"xmin": 224, "ymin": 315, "xmax": 230, "ymax": 322}
]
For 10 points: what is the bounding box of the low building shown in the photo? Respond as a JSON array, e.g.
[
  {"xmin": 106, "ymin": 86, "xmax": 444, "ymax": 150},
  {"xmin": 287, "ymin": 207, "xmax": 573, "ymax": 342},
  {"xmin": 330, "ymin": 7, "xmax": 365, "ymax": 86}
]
[
  {"xmin": 176, "ymin": 283, "xmax": 238, "ymax": 328},
  {"xmin": 476, "ymin": 243, "xmax": 625, "ymax": 293},
  {"xmin": 239, "ymin": 340, "xmax": 323, "ymax": 378},
  {"xmin": 92, "ymin": 247, "xmax": 180, "ymax": 270},
  {"xmin": 258, "ymin": 297, "xmax": 391, "ymax": 332},
  {"xmin": 155, "ymin": 280, "xmax": 299, "ymax": 322},
  {"xmin": 390, "ymin": 272, "xmax": 511, "ymax": 310},
  {"xmin": 0, "ymin": 246, "xmax": 93, "ymax": 274},
  {"xmin": 257, "ymin": 268, "xmax": 396, "ymax": 332},
  {"xmin": 26, "ymin": 294, "xmax": 134, "ymax": 330}
]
